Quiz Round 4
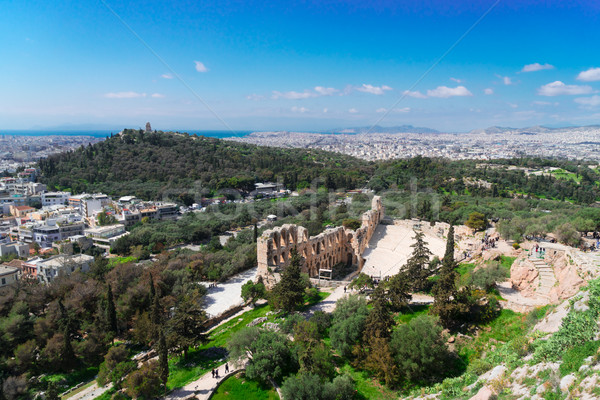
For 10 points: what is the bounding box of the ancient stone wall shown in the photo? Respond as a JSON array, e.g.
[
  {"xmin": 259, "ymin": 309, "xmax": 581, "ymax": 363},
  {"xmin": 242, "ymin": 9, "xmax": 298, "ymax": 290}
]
[{"xmin": 257, "ymin": 196, "xmax": 383, "ymax": 287}]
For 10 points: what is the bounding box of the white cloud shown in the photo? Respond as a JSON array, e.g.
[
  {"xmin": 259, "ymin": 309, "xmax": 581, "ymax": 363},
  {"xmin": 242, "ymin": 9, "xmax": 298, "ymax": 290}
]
[
  {"xmin": 348, "ymin": 108, "xmax": 358, "ymax": 113},
  {"xmin": 377, "ymin": 107, "xmax": 410, "ymax": 113},
  {"xmin": 402, "ymin": 90, "xmax": 427, "ymax": 99},
  {"xmin": 314, "ymin": 86, "xmax": 338, "ymax": 96},
  {"xmin": 104, "ymin": 91, "xmax": 146, "ymax": 99},
  {"xmin": 291, "ymin": 106, "xmax": 309, "ymax": 113},
  {"xmin": 537, "ymin": 81, "xmax": 594, "ymax": 96},
  {"xmin": 194, "ymin": 61, "xmax": 208, "ymax": 73},
  {"xmin": 323, "ymin": 108, "xmax": 328, "ymax": 113},
  {"xmin": 577, "ymin": 67, "xmax": 600, "ymax": 82},
  {"xmin": 521, "ymin": 63, "xmax": 554, "ymax": 72},
  {"xmin": 507, "ymin": 102, "xmax": 518, "ymax": 108},
  {"xmin": 246, "ymin": 93, "xmax": 265, "ymax": 101},
  {"xmin": 356, "ymin": 84, "xmax": 392, "ymax": 95},
  {"xmin": 532, "ymin": 101, "xmax": 559, "ymax": 106},
  {"xmin": 426, "ymin": 85, "xmax": 473, "ymax": 98},
  {"xmin": 272, "ymin": 90, "xmax": 314, "ymax": 100},
  {"xmin": 484, "ymin": 88, "xmax": 494, "ymax": 95},
  {"xmin": 503, "ymin": 76, "xmax": 512, "ymax": 85},
  {"xmin": 161, "ymin": 73, "xmax": 173, "ymax": 79},
  {"xmin": 151, "ymin": 93, "xmax": 164, "ymax": 98},
  {"xmin": 271, "ymin": 86, "xmax": 339, "ymax": 100},
  {"xmin": 450, "ymin": 77, "xmax": 463, "ymax": 83},
  {"xmin": 574, "ymin": 95, "xmax": 600, "ymax": 107}
]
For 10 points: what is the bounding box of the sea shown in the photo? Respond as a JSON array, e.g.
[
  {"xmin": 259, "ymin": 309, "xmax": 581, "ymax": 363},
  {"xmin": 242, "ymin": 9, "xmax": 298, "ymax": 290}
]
[{"xmin": 0, "ymin": 130, "xmax": 253, "ymax": 139}]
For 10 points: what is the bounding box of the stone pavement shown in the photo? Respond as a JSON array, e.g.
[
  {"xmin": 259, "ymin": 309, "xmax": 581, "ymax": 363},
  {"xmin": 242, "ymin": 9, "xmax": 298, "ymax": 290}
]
[{"xmin": 362, "ymin": 224, "xmax": 446, "ymax": 279}]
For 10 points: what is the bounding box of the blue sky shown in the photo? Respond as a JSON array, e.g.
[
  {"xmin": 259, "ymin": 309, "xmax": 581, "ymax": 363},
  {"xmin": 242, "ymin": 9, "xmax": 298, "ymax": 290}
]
[{"xmin": 2, "ymin": 0, "xmax": 600, "ymax": 132}]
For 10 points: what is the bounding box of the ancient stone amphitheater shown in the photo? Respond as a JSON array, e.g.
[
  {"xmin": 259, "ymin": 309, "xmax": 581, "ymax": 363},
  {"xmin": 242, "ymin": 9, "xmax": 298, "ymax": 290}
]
[{"xmin": 257, "ymin": 196, "xmax": 383, "ymax": 287}]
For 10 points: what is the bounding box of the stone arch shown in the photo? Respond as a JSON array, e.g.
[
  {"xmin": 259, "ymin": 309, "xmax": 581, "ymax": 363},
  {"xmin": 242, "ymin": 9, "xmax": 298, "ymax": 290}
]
[{"xmin": 280, "ymin": 229, "xmax": 288, "ymax": 247}]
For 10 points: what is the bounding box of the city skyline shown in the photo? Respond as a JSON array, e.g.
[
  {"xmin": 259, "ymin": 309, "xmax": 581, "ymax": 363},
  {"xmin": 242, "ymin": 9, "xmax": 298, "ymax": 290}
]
[{"xmin": 2, "ymin": 0, "xmax": 600, "ymax": 132}]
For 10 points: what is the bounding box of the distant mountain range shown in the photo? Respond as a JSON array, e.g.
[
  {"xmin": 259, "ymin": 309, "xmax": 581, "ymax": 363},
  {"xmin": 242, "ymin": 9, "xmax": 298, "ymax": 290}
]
[
  {"xmin": 325, "ymin": 125, "xmax": 440, "ymax": 134},
  {"xmin": 324, "ymin": 124, "xmax": 600, "ymax": 136},
  {"xmin": 469, "ymin": 124, "xmax": 600, "ymax": 135}
]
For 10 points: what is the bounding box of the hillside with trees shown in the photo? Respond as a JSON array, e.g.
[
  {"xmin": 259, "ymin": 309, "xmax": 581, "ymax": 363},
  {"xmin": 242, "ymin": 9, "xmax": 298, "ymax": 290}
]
[{"xmin": 38, "ymin": 130, "xmax": 374, "ymax": 199}]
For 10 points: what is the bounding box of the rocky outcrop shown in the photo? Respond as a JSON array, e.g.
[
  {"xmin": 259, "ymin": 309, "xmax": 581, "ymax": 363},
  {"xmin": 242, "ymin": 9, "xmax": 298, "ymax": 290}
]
[{"xmin": 510, "ymin": 257, "xmax": 539, "ymax": 297}]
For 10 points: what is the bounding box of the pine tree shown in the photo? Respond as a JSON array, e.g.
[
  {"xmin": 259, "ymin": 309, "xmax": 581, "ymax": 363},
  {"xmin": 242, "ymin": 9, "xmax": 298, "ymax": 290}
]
[
  {"xmin": 363, "ymin": 286, "xmax": 394, "ymax": 340},
  {"xmin": 405, "ymin": 230, "xmax": 433, "ymax": 292},
  {"xmin": 106, "ymin": 284, "xmax": 118, "ymax": 337},
  {"xmin": 361, "ymin": 286, "xmax": 397, "ymax": 385},
  {"xmin": 157, "ymin": 329, "xmax": 169, "ymax": 389},
  {"xmin": 270, "ymin": 248, "xmax": 306, "ymax": 312}
]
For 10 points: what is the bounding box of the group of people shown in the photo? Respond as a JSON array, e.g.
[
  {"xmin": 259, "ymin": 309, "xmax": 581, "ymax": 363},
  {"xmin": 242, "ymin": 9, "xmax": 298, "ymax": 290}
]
[
  {"xmin": 208, "ymin": 282, "xmax": 218, "ymax": 289},
  {"xmin": 534, "ymin": 243, "xmax": 546, "ymax": 254},
  {"xmin": 211, "ymin": 363, "xmax": 229, "ymax": 379},
  {"xmin": 482, "ymin": 235, "xmax": 497, "ymax": 250}
]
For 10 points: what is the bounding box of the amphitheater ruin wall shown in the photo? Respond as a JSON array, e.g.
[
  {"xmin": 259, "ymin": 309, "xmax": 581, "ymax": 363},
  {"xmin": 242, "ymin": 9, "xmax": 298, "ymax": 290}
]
[{"xmin": 257, "ymin": 196, "xmax": 383, "ymax": 287}]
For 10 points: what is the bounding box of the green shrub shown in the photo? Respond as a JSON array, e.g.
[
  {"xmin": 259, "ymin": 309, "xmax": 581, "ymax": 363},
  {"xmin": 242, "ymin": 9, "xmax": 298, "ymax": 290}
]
[{"xmin": 468, "ymin": 359, "xmax": 492, "ymax": 375}]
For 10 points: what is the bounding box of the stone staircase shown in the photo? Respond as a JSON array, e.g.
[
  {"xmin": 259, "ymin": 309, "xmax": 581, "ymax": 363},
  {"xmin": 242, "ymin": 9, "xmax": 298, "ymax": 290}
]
[{"xmin": 529, "ymin": 256, "xmax": 556, "ymax": 299}]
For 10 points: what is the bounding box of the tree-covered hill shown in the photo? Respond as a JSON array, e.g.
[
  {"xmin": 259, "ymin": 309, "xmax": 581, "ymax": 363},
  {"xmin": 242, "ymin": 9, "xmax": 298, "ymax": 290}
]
[
  {"xmin": 38, "ymin": 129, "xmax": 374, "ymax": 199},
  {"xmin": 38, "ymin": 129, "xmax": 600, "ymax": 205},
  {"xmin": 369, "ymin": 156, "xmax": 600, "ymax": 204}
]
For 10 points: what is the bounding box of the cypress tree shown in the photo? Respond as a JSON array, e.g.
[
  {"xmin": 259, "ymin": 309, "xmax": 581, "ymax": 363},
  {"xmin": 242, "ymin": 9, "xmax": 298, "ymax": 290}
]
[
  {"xmin": 149, "ymin": 272, "xmax": 156, "ymax": 301},
  {"xmin": 157, "ymin": 329, "xmax": 169, "ymax": 389},
  {"xmin": 58, "ymin": 299, "xmax": 76, "ymax": 369},
  {"xmin": 106, "ymin": 284, "xmax": 118, "ymax": 337},
  {"xmin": 151, "ymin": 288, "xmax": 162, "ymax": 327},
  {"xmin": 431, "ymin": 225, "xmax": 466, "ymax": 330},
  {"xmin": 254, "ymin": 222, "xmax": 258, "ymax": 243}
]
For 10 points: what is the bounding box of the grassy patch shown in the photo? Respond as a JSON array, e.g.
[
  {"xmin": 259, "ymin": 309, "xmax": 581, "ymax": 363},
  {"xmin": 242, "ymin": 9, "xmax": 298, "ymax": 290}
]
[
  {"xmin": 551, "ymin": 169, "xmax": 581, "ymax": 184},
  {"xmin": 559, "ymin": 340, "xmax": 600, "ymax": 377},
  {"xmin": 499, "ymin": 256, "xmax": 517, "ymax": 272},
  {"xmin": 458, "ymin": 309, "xmax": 526, "ymax": 365},
  {"xmin": 456, "ymin": 263, "xmax": 476, "ymax": 277},
  {"xmin": 395, "ymin": 305, "xmax": 430, "ymax": 324},
  {"xmin": 340, "ymin": 364, "xmax": 397, "ymax": 400},
  {"xmin": 108, "ymin": 256, "xmax": 138, "ymax": 267},
  {"xmin": 40, "ymin": 367, "xmax": 99, "ymax": 392},
  {"xmin": 212, "ymin": 373, "xmax": 279, "ymax": 400}
]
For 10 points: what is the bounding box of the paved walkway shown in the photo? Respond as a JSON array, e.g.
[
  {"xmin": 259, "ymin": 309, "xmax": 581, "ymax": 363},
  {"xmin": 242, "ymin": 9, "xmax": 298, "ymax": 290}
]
[
  {"xmin": 66, "ymin": 382, "xmax": 111, "ymax": 400},
  {"xmin": 201, "ymin": 267, "xmax": 257, "ymax": 317},
  {"xmin": 304, "ymin": 285, "xmax": 348, "ymax": 316},
  {"xmin": 164, "ymin": 364, "xmax": 242, "ymax": 400}
]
